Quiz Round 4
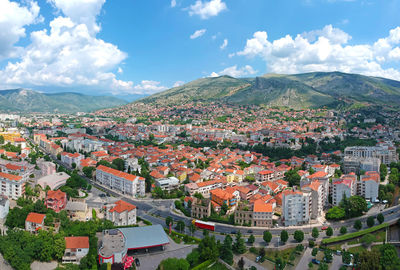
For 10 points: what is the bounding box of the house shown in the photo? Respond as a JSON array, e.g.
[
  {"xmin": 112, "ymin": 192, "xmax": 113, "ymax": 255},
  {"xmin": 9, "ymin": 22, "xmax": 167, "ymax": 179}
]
[
  {"xmin": 0, "ymin": 171, "xmax": 26, "ymax": 200},
  {"xmin": 210, "ymin": 188, "xmax": 236, "ymax": 208},
  {"xmin": 332, "ymin": 173, "xmax": 357, "ymax": 206},
  {"xmin": 61, "ymin": 152, "xmax": 84, "ymax": 167},
  {"xmin": 191, "ymin": 198, "xmax": 211, "ymax": 219},
  {"xmin": 45, "ymin": 190, "xmax": 67, "ymax": 213},
  {"xmin": 106, "ymin": 200, "xmax": 137, "ymax": 226},
  {"xmin": 62, "ymin": 236, "xmax": 89, "ymax": 264},
  {"xmin": 358, "ymin": 171, "xmax": 379, "ymax": 201},
  {"xmin": 257, "ymin": 170, "xmax": 275, "ymax": 182},
  {"xmin": 154, "ymin": 177, "xmax": 180, "ymax": 191},
  {"xmin": 253, "ymin": 199, "xmax": 273, "ymax": 227},
  {"xmin": 260, "ymin": 181, "xmax": 280, "ymax": 194},
  {"xmin": 25, "ymin": 212, "xmax": 46, "ymax": 232}
]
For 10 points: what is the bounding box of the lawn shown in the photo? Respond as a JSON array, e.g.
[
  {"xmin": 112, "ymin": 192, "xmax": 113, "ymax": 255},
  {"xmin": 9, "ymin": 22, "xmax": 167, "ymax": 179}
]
[
  {"xmin": 206, "ymin": 262, "xmax": 229, "ymax": 270},
  {"xmin": 348, "ymin": 245, "xmax": 367, "ymax": 254},
  {"xmin": 322, "ymin": 223, "xmax": 388, "ymax": 244}
]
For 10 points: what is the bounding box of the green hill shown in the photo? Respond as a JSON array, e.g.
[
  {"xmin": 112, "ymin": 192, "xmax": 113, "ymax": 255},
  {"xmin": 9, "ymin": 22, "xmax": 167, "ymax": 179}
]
[
  {"xmin": 136, "ymin": 72, "xmax": 400, "ymax": 109},
  {"xmin": 0, "ymin": 89, "xmax": 127, "ymax": 113}
]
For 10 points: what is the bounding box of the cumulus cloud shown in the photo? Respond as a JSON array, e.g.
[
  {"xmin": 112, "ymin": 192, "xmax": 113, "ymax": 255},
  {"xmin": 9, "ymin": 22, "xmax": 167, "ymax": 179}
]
[
  {"xmin": 189, "ymin": 0, "xmax": 227, "ymax": 19},
  {"xmin": 190, "ymin": 29, "xmax": 206, "ymax": 39},
  {"xmin": 0, "ymin": 0, "xmax": 166, "ymax": 94},
  {"xmin": 235, "ymin": 25, "xmax": 400, "ymax": 80},
  {"xmin": 210, "ymin": 65, "xmax": 257, "ymax": 78},
  {"xmin": 220, "ymin": 39, "xmax": 228, "ymax": 50},
  {"xmin": 173, "ymin": 80, "xmax": 185, "ymax": 87},
  {"xmin": 171, "ymin": 0, "xmax": 176, "ymax": 8},
  {"xmin": 0, "ymin": 0, "xmax": 41, "ymax": 60}
]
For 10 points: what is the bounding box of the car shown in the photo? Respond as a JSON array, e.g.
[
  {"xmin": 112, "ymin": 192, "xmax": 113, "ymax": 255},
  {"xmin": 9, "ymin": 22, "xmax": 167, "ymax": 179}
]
[
  {"xmin": 321, "ymin": 226, "xmax": 328, "ymax": 230},
  {"xmin": 99, "ymin": 194, "xmax": 106, "ymax": 198},
  {"xmin": 247, "ymin": 229, "xmax": 253, "ymax": 233},
  {"xmin": 336, "ymin": 250, "xmax": 342, "ymax": 255},
  {"xmin": 256, "ymin": 256, "xmax": 262, "ymax": 263},
  {"xmin": 312, "ymin": 259, "xmax": 320, "ymax": 265},
  {"xmin": 343, "ymin": 263, "xmax": 353, "ymax": 267},
  {"xmin": 231, "ymin": 230, "xmax": 237, "ymax": 234},
  {"xmin": 135, "ymin": 258, "xmax": 140, "ymax": 267}
]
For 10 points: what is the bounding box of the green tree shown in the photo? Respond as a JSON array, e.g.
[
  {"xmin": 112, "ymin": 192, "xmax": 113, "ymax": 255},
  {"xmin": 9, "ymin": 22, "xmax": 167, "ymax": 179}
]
[
  {"xmin": 112, "ymin": 158, "xmax": 125, "ymax": 171},
  {"xmin": 248, "ymin": 234, "xmax": 255, "ymax": 245},
  {"xmin": 275, "ymin": 256, "xmax": 286, "ymax": 270},
  {"xmin": 325, "ymin": 206, "xmax": 345, "ymax": 220},
  {"xmin": 380, "ymin": 164, "xmax": 388, "ymax": 181},
  {"xmin": 379, "ymin": 244, "xmax": 400, "ymax": 269},
  {"xmin": 377, "ymin": 213, "xmax": 384, "ymax": 224},
  {"xmin": 318, "ymin": 263, "xmax": 328, "ymax": 270},
  {"xmin": 165, "ymin": 216, "xmax": 173, "ymax": 228},
  {"xmin": 354, "ymin": 220, "xmax": 362, "ymax": 230},
  {"xmin": 284, "ymin": 169, "xmax": 301, "ymax": 187},
  {"xmin": 324, "ymin": 249, "xmax": 333, "ymax": 263},
  {"xmin": 312, "ymin": 248, "xmax": 318, "ymax": 256},
  {"xmin": 263, "ymin": 230, "xmax": 272, "ymax": 244},
  {"xmin": 82, "ymin": 166, "xmax": 95, "ymax": 178},
  {"xmin": 198, "ymin": 235, "xmax": 219, "ymax": 261},
  {"xmin": 189, "ymin": 223, "xmax": 196, "ymax": 236},
  {"xmin": 220, "ymin": 235, "xmax": 233, "ymax": 265},
  {"xmin": 280, "ymin": 230, "xmax": 288, "ymax": 244},
  {"xmin": 186, "ymin": 250, "xmax": 200, "ymax": 267},
  {"xmin": 367, "ymin": 216, "xmax": 375, "ymax": 227},
  {"xmin": 176, "ymin": 220, "xmax": 185, "ymax": 233},
  {"xmin": 238, "ymin": 257, "xmax": 245, "ymax": 270},
  {"xmin": 340, "ymin": 226, "xmax": 347, "ymax": 235},
  {"xmin": 361, "ymin": 234, "xmax": 375, "ymax": 247},
  {"xmin": 326, "ymin": 227, "xmax": 333, "ymax": 237},
  {"xmin": 358, "ymin": 250, "xmax": 380, "ymax": 270},
  {"xmin": 157, "ymin": 258, "xmax": 189, "ymax": 270},
  {"xmin": 233, "ymin": 231, "xmax": 246, "ymax": 254},
  {"xmin": 0, "ymin": 135, "xmax": 4, "ymax": 144},
  {"xmin": 312, "ymin": 228, "xmax": 319, "ymax": 239},
  {"xmin": 294, "ymin": 230, "xmax": 304, "ymax": 243},
  {"xmin": 342, "ymin": 251, "xmax": 351, "ymax": 264}
]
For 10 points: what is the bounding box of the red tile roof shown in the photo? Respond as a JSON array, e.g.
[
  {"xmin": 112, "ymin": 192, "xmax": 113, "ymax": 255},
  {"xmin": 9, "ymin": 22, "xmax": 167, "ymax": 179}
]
[
  {"xmin": 65, "ymin": 236, "xmax": 89, "ymax": 249},
  {"xmin": 97, "ymin": 165, "xmax": 144, "ymax": 182},
  {"xmin": 26, "ymin": 212, "xmax": 46, "ymax": 224},
  {"xmin": 109, "ymin": 200, "xmax": 136, "ymax": 213},
  {"xmin": 0, "ymin": 171, "xmax": 22, "ymax": 181}
]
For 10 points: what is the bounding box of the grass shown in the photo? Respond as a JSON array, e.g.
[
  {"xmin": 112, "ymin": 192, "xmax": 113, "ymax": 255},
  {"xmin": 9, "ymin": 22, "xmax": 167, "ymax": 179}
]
[
  {"xmin": 264, "ymin": 247, "xmax": 295, "ymax": 262},
  {"xmin": 322, "ymin": 223, "xmax": 388, "ymax": 244},
  {"xmin": 348, "ymin": 245, "xmax": 367, "ymax": 254},
  {"xmin": 207, "ymin": 262, "xmax": 230, "ymax": 270}
]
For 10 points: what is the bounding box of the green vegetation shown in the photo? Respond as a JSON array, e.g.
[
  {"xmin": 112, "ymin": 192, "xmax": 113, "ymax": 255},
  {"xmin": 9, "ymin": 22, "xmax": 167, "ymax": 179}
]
[
  {"xmin": 322, "ymin": 223, "xmax": 388, "ymax": 244},
  {"xmin": 326, "ymin": 195, "xmax": 367, "ymax": 220}
]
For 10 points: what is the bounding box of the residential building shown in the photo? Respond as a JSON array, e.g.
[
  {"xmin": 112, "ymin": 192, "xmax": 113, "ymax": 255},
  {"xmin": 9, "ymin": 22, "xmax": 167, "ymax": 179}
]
[
  {"xmin": 96, "ymin": 165, "xmax": 145, "ymax": 197},
  {"xmin": 154, "ymin": 177, "xmax": 180, "ymax": 191},
  {"xmin": 45, "ymin": 190, "xmax": 67, "ymax": 213},
  {"xmin": 282, "ymin": 190, "xmax": 311, "ymax": 226},
  {"xmin": 191, "ymin": 198, "xmax": 211, "ymax": 219},
  {"xmin": 38, "ymin": 160, "xmax": 56, "ymax": 176},
  {"xmin": 62, "ymin": 236, "xmax": 89, "ymax": 264},
  {"xmin": 253, "ymin": 199, "xmax": 273, "ymax": 227},
  {"xmin": 106, "ymin": 200, "xmax": 137, "ymax": 226},
  {"xmin": 331, "ymin": 173, "xmax": 357, "ymax": 206},
  {"xmin": 302, "ymin": 180, "xmax": 323, "ymax": 219},
  {"xmin": 184, "ymin": 179, "xmax": 225, "ymax": 197},
  {"xmin": 256, "ymin": 170, "xmax": 275, "ymax": 182},
  {"xmin": 210, "ymin": 188, "xmax": 237, "ymax": 207},
  {"xmin": 358, "ymin": 171, "xmax": 380, "ymax": 201},
  {"xmin": 0, "ymin": 171, "xmax": 25, "ymax": 199},
  {"xmin": 25, "ymin": 212, "xmax": 46, "ymax": 232},
  {"xmin": 61, "ymin": 152, "xmax": 84, "ymax": 167},
  {"xmin": 344, "ymin": 145, "xmax": 398, "ymax": 166}
]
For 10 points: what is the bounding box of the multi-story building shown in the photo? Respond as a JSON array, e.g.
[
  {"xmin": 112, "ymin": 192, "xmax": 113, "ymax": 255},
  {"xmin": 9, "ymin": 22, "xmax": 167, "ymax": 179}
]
[
  {"xmin": 210, "ymin": 188, "xmax": 237, "ymax": 208},
  {"xmin": 62, "ymin": 237, "xmax": 89, "ymax": 264},
  {"xmin": 344, "ymin": 145, "xmax": 398, "ymax": 166},
  {"xmin": 154, "ymin": 177, "xmax": 180, "ymax": 191},
  {"xmin": 253, "ymin": 199, "xmax": 273, "ymax": 227},
  {"xmin": 343, "ymin": 156, "xmax": 381, "ymax": 174},
  {"xmin": 234, "ymin": 205, "xmax": 253, "ymax": 226},
  {"xmin": 358, "ymin": 171, "xmax": 380, "ymax": 202},
  {"xmin": 25, "ymin": 212, "xmax": 46, "ymax": 233},
  {"xmin": 96, "ymin": 165, "xmax": 145, "ymax": 197},
  {"xmin": 282, "ymin": 190, "xmax": 311, "ymax": 226},
  {"xmin": 106, "ymin": 200, "xmax": 137, "ymax": 226},
  {"xmin": 38, "ymin": 160, "xmax": 56, "ymax": 176},
  {"xmin": 256, "ymin": 170, "xmax": 275, "ymax": 182},
  {"xmin": 331, "ymin": 173, "xmax": 357, "ymax": 206},
  {"xmin": 191, "ymin": 198, "xmax": 211, "ymax": 219},
  {"xmin": 184, "ymin": 179, "xmax": 225, "ymax": 197},
  {"xmin": 0, "ymin": 171, "xmax": 25, "ymax": 199},
  {"xmin": 45, "ymin": 190, "xmax": 67, "ymax": 213},
  {"xmin": 61, "ymin": 152, "xmax": 84, "ymax": 167},
  {"xmin": 302, "ymin": 180, "xmax": 323, "ymax": 219}
]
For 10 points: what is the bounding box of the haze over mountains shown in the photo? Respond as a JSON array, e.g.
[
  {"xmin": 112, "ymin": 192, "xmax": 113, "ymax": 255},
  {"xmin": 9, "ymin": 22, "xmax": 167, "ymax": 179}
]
[
  {"xmin": 0, "ymin": 89, "xmax": 127, "ymax": 113},
  {"xmin": 138, "ymin": 72, "xmax": 400, "ymax": 110}
]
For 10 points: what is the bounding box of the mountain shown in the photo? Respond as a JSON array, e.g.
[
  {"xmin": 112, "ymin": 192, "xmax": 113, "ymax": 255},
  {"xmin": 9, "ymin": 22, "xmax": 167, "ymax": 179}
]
[
  {"xmin": 136, "ymin": 72, "xmax": 400, "ymax": 109},
  {"xmin": 0, "ymin": 89, "xmax": 127, "ymax": 113}
]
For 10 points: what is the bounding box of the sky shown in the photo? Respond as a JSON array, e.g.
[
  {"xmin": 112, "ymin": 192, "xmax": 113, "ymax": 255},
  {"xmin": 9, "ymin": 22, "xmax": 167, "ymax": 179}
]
[{"xmin": 0, "ymin": 0, "xmax": 400, "ymax": 99}]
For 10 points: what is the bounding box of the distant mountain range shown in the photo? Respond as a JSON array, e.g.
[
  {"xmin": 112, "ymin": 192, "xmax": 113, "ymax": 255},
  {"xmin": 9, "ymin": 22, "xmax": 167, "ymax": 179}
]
[
  {"xmin": 0, "ymin": 89, "xmax": 128, "ymax": 113},
  {"xmin": 137, "ymin": 72, "xmax": 400, "ymax": 110}
]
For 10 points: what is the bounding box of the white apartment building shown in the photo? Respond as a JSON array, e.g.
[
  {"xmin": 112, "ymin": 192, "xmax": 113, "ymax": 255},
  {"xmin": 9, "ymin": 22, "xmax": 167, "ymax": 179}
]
[
  {"xmin": 331, "ymin": 174, "xmax": 357, "ymax": 206},
  {"xmin": 358, "ymin": 171, "xmax": 380, "ymax": 201},
  {"xmin": 154, "ymin": 177, "xmax": 180, "ymax": 191},
  {"xmin": 96, "ymin": 165, "xmax": 145, "ymax": 197},
  {"xmin": 184, "ymin": 179, "xmax": 224, "ymax": 197},
  {"xmin": 0, "ymin": 172, "xmax": 25, "ymax": 199},
  {"xmin": 302, "ymin": 180, "xmax": 323, "ymax": 219},
  {"xmin": 61, "ymin": 152, "xmax": 84, "ymax": 167},
  {"xmin": 106, "ymin": 200, "xmax": 137, "ymax": 226},
  {"xmin": 344, "ymin": 145, "xmax": 398, "ymax": 165},
  {"xmin": 282, "ymin": 190, "xmax": 311, "ymax": 226}
]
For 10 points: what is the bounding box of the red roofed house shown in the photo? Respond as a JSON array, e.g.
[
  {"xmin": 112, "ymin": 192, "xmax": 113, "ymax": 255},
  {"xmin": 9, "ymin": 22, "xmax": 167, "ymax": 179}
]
[
  {"xmin": 96, "ymin": 165, "xmax": 145, "ymax": 197},
  {"xmin": 62, "ymin": 236, "xmax": 89, "ymax": 264},
  {"xmin": 0, "ymin": 171, "xmax": 25, "ymax": 199},
  {"xmin": 257, "ymin": 170, "xmax": 275, "ymax": 182},
  {"xmin": 253, "ymin": 199, "xmax": 273, "ymax": 227},
  {"xmin": 332, "ymin": 173, "xmax": 357, "ymax": 206},
  {"xmin": 106, "ymin": 200, "xmax": 137, "ymax": 226},
  {"xmin": 25, "ymin": 212, "xmax": 46, "ymax": 232},
  {"xmin": 45, "ymin": 190, "xmax": 67, "ymax": 213},
  {"xmin": 61, "ymin": 152, "xmax": 84, "ymax": 167},
  {"xmin": 210, "ymin": 188, "xmax": 237, "ymax": 208},
  {"xmin": 358, "ymin": 171, "xmax": 379, "ymax": 202}
]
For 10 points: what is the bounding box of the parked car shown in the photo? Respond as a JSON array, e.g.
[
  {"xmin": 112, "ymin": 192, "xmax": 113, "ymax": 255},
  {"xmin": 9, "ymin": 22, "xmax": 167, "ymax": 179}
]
[
  {"xmin": 335, "ymin": 250, "xmax": 342, "ymax": 255},
  {"xmin": 247, "ymin": 229, "xmax": 253, "ymax": 233},
  {"xmin": 321, "ymin": 226, "xmax": 328, "ymax": 230},
  {"xmin": 256, "ymin": 256, "xmax": 262, "ymax": 263},
  {"xmin": 231, "ymin": 230, "xmax": 237, "ymax": 234},
  {"xmin": 135, "ymin": 258, "xmax": 140, "ymax": 267},
  {"xmin": 312, "ymin": 259, "xmax": 320, "ymax": 265}
]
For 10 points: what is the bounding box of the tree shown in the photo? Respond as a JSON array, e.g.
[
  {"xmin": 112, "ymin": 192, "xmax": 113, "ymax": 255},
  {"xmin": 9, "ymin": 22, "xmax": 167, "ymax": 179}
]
[
  {"xmin": 112, "ymin": 158, "xmax": 125, "ymax": 171},
  {"xmin": 221, "ymin": 202, "xmax": 229, "ymax": 215},
  {"xmin": 71, "ymin": 162, "xmax": 76, "ymax": 169},
  {"xmin": 379, "ymin": 244, "xmax": 400, "ymax": 269},
  {"xmin": 284, "ymin": 169, "xmax": 301, "ymax": 187},
  {"xmin": 358, "ymin": 250, "xmax": 381, "ymax": 270},
  {"xmin": 340, "ymin": 195, "xmax": 367, "ymax": 218},
  {"xmin": 233, "ymin": 231, "xmax": 246, "ymax": 254},
  {"xmin": 377, "ymin": 213, "xmax": 385, "ymax": 224},
  {"xmin": 259, "ymin": 247, "xmax": 266, "ymax": 259},
  {"xmin": 318, "ymin": 263, "xmax": 328, "ymax": 270},
  {"xmin": 198, "ymin": 235, "xmax": 219, "ymax": 261},
  {"xmin": 294, "ymin": 230, "xmax": 304, "ymax": 243},
  {"xmin": 158, "ymin": 258, "xmax": 189, "ymax": 270},
  {"xmin": 275, "ymin": 256, "xmax": 286, "ymax": 270},
  {"xmin": 361, "ymin": 234, "xmax": 375, "ymax": 247},
  {"xmin": 312, "ymin": 228, "xmax": 319, "ymax": 239},
  {"xmin": 263, "ymin": 230, "xmax": 272, "ymax": 244},
  {"xmin": 0, "ymin": 135, "xmax": 4, "ymax": 144},
  {"xmin": 354, "ymin": 220, "xmax": 362, "ymax": 230},
  {"xmin": 312, "ymin": 248, "xmax": 318, "ymax": 256},
  {"xmin": 238, "ymin": 257, "xmax": 245, "ymax": 270},
  {"xmin": 326, "ymin": 227, "xmax": 333, "ymax": 237},
  {"xmin": 82, "ymin": 166, "xmax": 95, "ymax": 178},
  {"xmin": 165, "ymin": 216, "xmax": 173, "ymax": 228},
  {"xmin": 220, "ymin": 235, "xmax": 233, "ymax": 265},
  {"xmin": 367, "ymin": 216, "xmax": 375, "ymax": 227},
  {"xmin": 248, "ymin": 234, "xmax": 255, "ymax": 245},
  {"xmin": 342, "ymin": 251, "xmax": 351, "ymax": 264},
  {"xmin": 325, "ymin": 206, "xmax": 345, "ymax": 220},
  {"xmin": 189, "ymin": 223, "xmax": 196, "ymax": 236},
  {"xmin": 186, "ymin": 250, "xmax": 200, "ymax": 267},
  {"xmin": 176, "ymin": 220, "xmax": 185, "ymax": 233},
  {"xmin": 340, "ymin": 226, "xmax": 347, "ymax": 235},
  {"xmin": 280, "ymin": 230, "xmax": 288, "ymax": 244},
  {"xmin": 324, "ymin": 249, "xmax": 333, "ymax": 263},
  {"xmin": 380, "ymin": 164, "xmax": 388, "ymax": 181}
]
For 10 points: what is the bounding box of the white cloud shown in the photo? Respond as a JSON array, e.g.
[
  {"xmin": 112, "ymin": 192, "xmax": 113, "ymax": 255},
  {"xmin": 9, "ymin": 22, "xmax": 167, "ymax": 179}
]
[
  {"xmin": 171, "ymin": 0, "xmax": 176, "ymax": 8},
  {"xmin": 0, "ymin": 0, "xmax": 41, "ymax": 60},
  {"xmin": 133, "ymin": 80, "xmax": 168, "ymax": 94},
  {"xmin": 173, "ymin": 80, "xmax": 184, "ymax": 87},
  {"xmin": 235, "ymin": 25, "xmax": 400, "ymax": 80},
  {"xmin": 190, "ymin": 29, "xmax": 206, "ymax": 39},
  {"xmin": 220, "ymin": 39, "xmax": 228, "ymax": 50},
  {"xmin": 117, "ymin": 67, "xmax": 123, "ymax": 73},
  {"xmin": 210, "ymin": 65, "xmax": 257, "ymax": 78},
  {"xmin": 189, "ymin": 0, "xmax": 227, "ymax": 19},
  {"xmin": 0, "ymin": 0, "xmax": 142, "ymax": 94}
]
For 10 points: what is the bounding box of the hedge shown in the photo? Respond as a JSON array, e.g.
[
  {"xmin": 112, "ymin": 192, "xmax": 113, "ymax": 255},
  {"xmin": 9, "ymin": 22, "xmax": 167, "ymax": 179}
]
[
  {"xmin": 164, "ymin": 228, "xmax": 201, "ymax": 244},
  {"xmin": 137, "ymin": 217, "xmax": 152, "ymax": 226},
  {"xmin": 322, "ymin": 223, "xmax": 388, "ymax": 244},
  {"xmin": 191, "ymin": 260, "xmax": 214, "ymax": 270}
]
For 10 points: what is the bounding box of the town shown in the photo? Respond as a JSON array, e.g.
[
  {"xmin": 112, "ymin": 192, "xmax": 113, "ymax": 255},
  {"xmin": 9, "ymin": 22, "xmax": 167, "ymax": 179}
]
[{"xmin": 0, "ymin": 103, "xmax": 399, "ymax": 270}]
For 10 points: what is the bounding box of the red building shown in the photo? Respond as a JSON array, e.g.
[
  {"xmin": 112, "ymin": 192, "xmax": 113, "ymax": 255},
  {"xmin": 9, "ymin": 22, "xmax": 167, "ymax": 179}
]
[{"xmin": 45, "ymin": 190, "xmax": 67, "ymax": 213}]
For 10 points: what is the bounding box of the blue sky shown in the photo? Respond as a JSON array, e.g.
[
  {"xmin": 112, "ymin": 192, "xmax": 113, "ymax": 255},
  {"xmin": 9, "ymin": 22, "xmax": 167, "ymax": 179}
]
[{"xmin": 0, "ymin": 0, "xmax": 400, "ymax": 99}]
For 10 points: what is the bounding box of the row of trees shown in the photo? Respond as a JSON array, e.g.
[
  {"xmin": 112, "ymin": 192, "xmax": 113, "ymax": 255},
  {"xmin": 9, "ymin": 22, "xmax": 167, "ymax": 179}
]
[{"xmin": 326, "ymin": 195, "xmax": 367, "ymax": 220}]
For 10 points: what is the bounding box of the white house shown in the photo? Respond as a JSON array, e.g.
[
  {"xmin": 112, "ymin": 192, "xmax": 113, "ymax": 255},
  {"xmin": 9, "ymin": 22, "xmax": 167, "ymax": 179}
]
[
  {"xmin": 107, "ymin": 200, "xmax": 137, "ymax": 226},
  {"xmin": 62, "ymin": 236, "xmax": 90, "ymax": 264}
]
